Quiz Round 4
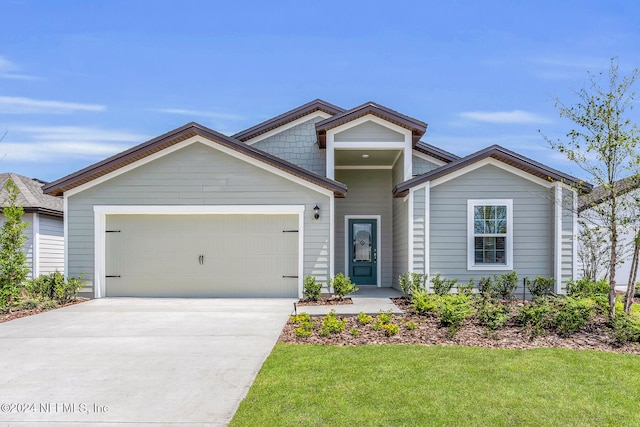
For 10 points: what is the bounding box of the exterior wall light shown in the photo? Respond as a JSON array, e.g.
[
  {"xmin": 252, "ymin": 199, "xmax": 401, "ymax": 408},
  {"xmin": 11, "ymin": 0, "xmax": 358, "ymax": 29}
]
[{"xmin": 313, "ymin": 204, "xmax": 320, "ymax": 220}]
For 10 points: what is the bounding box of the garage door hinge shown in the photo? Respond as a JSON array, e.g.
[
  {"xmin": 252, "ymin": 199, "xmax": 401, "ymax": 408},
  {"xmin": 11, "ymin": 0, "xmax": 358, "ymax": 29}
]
[
  {"xmin": 282, "ymin": 275, "xmax": 299, "ymax": 278},
  {"xmin": 106, "ymin": 275, "xmax": 121, "ymax": 278},
  {"xmin": 106, "ymin": 230, "xmax": 121, "ymax": 233},
  {"xmin": 282, "ymin": 230, "xmax": 299, "ymax": 233}
]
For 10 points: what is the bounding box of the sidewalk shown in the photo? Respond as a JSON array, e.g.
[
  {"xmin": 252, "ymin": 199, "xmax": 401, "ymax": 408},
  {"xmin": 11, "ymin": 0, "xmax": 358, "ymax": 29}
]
[{"xmin": 294, "ymin": 287, "xmax": 404, "ymax": 316}]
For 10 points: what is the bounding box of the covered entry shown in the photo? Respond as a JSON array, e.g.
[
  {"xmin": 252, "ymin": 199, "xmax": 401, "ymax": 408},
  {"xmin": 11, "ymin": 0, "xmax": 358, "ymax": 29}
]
[{"xmin": 100, "ymin": 209, "xmax": 301, "ymax": 297}]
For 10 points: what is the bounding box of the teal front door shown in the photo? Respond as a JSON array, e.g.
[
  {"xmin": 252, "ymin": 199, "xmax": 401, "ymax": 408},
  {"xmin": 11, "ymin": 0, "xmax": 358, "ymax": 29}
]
[{"xmin": 348, "ymin": 219, "xmax": 377, "ymax": 285}]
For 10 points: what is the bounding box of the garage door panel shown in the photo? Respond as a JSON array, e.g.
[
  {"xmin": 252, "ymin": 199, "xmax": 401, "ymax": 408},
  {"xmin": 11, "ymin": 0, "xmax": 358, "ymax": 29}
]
[{"xmin": 105, "ymin": 214, "xmax": 298, "ymax": 297}]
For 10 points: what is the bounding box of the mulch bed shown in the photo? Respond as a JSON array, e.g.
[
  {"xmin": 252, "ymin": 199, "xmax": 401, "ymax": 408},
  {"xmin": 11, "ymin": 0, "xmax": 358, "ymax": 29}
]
[
  {"xmin": 296, "ymin": 297, "xmax": 353, "ymax": 306},
  {"xmin": 0, "ymin": 298, "xmax": 89, "ymax": 323},
  {"xmin": 280, "ymin": 297, "xmax": 640, "ymax": 355}
]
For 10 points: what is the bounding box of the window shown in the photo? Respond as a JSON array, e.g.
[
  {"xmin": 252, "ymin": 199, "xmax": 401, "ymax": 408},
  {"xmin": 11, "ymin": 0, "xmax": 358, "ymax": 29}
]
[{"xmin": 467, "ymin": 199, "xmax": 513, "ymax": 270}]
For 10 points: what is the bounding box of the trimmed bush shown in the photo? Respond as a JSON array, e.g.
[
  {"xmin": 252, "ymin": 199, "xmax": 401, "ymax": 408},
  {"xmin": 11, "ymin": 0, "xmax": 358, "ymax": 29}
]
[
  {"xmin": 411, "ymin": 292, "xmax": 439, "ymax": 314},
  {"xmin": 516, "ymin": 299, "xmax": 555, "ymax": 336},
  {"xmin": 431, "ymin": 273, "xmax": 458, "ymax": 296},
  {"xmin": 526, "ymin": 276, "xmax": 555, "ymax": 298},
  {"xmin": 398, "ymin": 272, "xmax": 425, "ymax": 299},
  {"xmin": 329, "ymin": 273, "xmax": 358, "ymax": 299},
  {"xmin": 477, "ymin": 300, "xmax": 510, "ymax": 330},
  {"xmin": 436, "ymin": 294, "xmax": 474, "ymax": 337},
  {"xmin": 567, "ymin": 277, "xmax": 609, "ymax": 297},
  {"xmin": 302, "ymin": 275, "xmax": 322, "ymax": 301},
  {"xmin": 552, "ymin": 297, "xmax": 595, "ymax": 336},
  {"xmin": 494, "ymin": 271, "xmax": 518, "ymax": 301},
  {"xmin": 611, "ymin": 312, "xmax": 640, "ymax": 343}
]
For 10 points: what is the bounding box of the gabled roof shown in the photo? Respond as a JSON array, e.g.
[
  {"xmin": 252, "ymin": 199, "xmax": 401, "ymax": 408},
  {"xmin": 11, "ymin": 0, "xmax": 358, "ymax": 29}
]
[
  {"xmin": 232, "ymin": 99, "xmax": 345, "ymax": 142},
  {"xmin": 0, "ymin": 173, "xmax": 63, "ymax": 217},
  {"xmin": 414, "ymin": 141, "xmax": 459, "ymax": 163},
  {"xmin": 393, "ymin": 144, "xmax": 592, "ymax": 197},
  {"xmin": 43, "ymin": 122, "xmax": 347, "ymax": 197},
  {"xmin": 578, "ymin": 175, "xmax": 640, "ymax": 212},
  {"xmin": 315, "ymin": 101, "xmax": 427, "ymax": 148}
]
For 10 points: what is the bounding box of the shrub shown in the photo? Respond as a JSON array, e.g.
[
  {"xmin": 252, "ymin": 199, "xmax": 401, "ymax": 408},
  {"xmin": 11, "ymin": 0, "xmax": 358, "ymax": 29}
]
[
  {"xmin": 398, "ymin": 272, "xmax": 425, "ymax": 298},
  {"xmin": 431, "ymin": 273, "xmax": 458, "ymax": 296},
  {"xmin": 411, "ymin": 292, "xmax": 439, "ymax": 314},
  {"xmin": 357, "ymin": 312, "xmax": 373, "ymax": 325},
  {"xmin": 329, "ymin": 273, "xmax": 359, "ymax": 299},
  {"xmin": 372, "ymin": 310, "xmax": 395, "ymax": 330},
  {"xmin": 405, "ymin": 321, "xmax": 417, "ymax": 330},
  {"xmin": 302, "ymin": 275, "xmax": 322, "ymax": 301},
  {"xmin": 320, "ymin": 310, "xmax": 347, "ymax": 336},
  {"xmin": 40, "ymin": 299, "xmax": 59, "ymax": 310},
  {"xmin": 17, "ymin": 298, "xmax": 39, "ymax": 310},
  {"xmin": 382, "ymin": 323, "xmax": 399, "ymax": 336},
  {"xmin": 526, "ymin": 276, "xmax": 555, "ymax": 298},
  {"xmin": 290, "ymin": 312, "xmax": 311, "ymax": 324},
  {"xmin": 291, "ymin": 312, "xmax": 314, "ymax": 337},
  {"xmin": 478, "ymin": 276, "xmax": 495, "ymax": 298},
  {"xmin": 477, "ymin": 300, "xmax": 510, "ymax": 330},
  {"xmin": 456, "ymin": 279, "xmax": 474, "ymax": 296},
  {"xmin": 25, "ymin": 271, "xmax": 64, "ymax": 300},
  {"xmin": 350, "ymin": 327, "xmax": 360, "ymax": 337},
  {"xmin": 567, "ymin": 277, "xmax": 609, "ymax": 298},
  {"xmin": 552, "ymin": 297, "xmax": 595, "ymax": 336},
  {"xmin": 494, "ymin": 271, "xmax": 518, "ymax": 301},
  {"xmin": 54, "ymin": 274, "xmax": 86, "ymax": 304},
  {"xmin": 436, "ymin": 294, "xmax": 474, "ymax": 337},
  {"xmin": 611, "ymin": 313, "xmax": 640, "ymax": 343},
  {"xmin": 516, "ymin": 300, "xmax": 555, "ymax": 336}
]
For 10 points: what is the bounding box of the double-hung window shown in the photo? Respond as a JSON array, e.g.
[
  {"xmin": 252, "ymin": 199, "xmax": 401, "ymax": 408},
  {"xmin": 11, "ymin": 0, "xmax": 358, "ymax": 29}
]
[{"xmin": 467, "ymin": 199, "xmax": 513, "ymax": 270}]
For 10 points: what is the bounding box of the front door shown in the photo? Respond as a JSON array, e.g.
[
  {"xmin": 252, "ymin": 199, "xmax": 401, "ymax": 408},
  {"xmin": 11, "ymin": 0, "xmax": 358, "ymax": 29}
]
[{"xmin": 348, "ymin": 219, "xmax": 377, "ymax": 285}]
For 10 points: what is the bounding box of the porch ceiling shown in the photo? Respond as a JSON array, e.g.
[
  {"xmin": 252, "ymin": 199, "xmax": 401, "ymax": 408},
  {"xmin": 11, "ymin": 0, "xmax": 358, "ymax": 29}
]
[{"xmin": 335, "ymin": 149, "xmax": 401, "ymax": 167}]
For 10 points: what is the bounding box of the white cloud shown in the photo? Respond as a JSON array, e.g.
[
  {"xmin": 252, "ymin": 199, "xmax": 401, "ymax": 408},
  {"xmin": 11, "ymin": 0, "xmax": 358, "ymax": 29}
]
[
  {"xmin": 151, "ymin": 107, "xmax": 245, "ymax": 121},
  {"xmin": 458, "ymin": 110, "xmax": 551, "ymax": 124},
  {"xmin": 0, "ymin": 55, "xmax": 38, "ymax": 80},
  {"xmin": 0, "ymin": 96, "xmax": 105, "ymax": 114},
  {"xmin": 0, "ymin": 125, "xmax": 148, "ymax": 162}
]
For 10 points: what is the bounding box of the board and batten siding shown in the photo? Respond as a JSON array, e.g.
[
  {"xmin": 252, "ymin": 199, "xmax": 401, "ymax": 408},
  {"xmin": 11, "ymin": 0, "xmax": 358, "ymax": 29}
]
[
  {"xmin": 252, "ymin": 116, "xmax": 327, "ymax": 176},
  {"xmin": 429, "ymin": 164, "xmax": 554, "ymax": 295},
  {"xmin": 38, "ymin": 214, "xmax": 64, "ymax": 275},
  {"xmin": 67, "ymin": 141, "xmax": 331, "ymax": 295},
  {"xmin": 335, "ymin": 169, "xmax": 393, "ymax": 286}
]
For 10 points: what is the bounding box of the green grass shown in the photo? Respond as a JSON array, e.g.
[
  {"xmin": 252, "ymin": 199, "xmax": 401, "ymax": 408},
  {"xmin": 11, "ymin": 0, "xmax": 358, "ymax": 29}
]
[{"xmin": 230, "ymin": 344, "xmax": 640, "ymax": 427}]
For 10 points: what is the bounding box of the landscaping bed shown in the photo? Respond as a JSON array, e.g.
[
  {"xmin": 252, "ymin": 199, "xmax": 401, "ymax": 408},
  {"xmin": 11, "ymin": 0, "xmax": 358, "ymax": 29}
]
[
  {"xmin": 0, "ymin": 297, "xmax": 88, "ymax": 323},
  {"xmin": 279, "ymin": 297, "xmax": 640, "ymax": 354},
  {"xmin": 296, "ymin": 296, "xmax": 352, "ymax": 306}
]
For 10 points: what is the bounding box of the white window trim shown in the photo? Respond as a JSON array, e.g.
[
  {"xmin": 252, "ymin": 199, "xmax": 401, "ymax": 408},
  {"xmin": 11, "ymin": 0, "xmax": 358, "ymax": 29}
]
[
  {"xmin": 344, "ymin": 215, "xmax": 382, "ymax": 287},
  {"xmin": 467, "ymin": 199, "xmax": 513, "ymax": 271}
]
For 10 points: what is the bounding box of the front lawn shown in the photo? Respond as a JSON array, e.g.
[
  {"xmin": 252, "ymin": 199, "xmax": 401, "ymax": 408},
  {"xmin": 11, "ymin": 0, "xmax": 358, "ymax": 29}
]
[{"xmin": 231, "ymin": 344, "xmax": 640, "ymax": 427}]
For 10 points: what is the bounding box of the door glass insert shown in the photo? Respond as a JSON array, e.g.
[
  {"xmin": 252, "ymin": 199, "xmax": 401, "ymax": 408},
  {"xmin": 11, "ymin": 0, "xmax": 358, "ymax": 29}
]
[{"xmin": 353, "ymin": 223, "xmax": 372, "ymax": 262}]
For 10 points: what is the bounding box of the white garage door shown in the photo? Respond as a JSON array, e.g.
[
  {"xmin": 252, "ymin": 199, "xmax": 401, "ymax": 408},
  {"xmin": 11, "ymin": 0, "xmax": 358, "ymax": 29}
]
[{"xmin": 105, "ymin": 214, "xmax": 299, "ymax": 297}]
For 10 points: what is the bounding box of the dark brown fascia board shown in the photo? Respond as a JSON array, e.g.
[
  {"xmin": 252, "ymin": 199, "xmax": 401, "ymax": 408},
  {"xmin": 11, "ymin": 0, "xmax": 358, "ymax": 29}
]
[
  {"xmin": 393, "ymin": 144, "xmax": 592, "ymax": 197},
  {"xmin": 232, "ymin": 99, "xmax": 345, "ymax": 142},
  {"xmin": 578, "ymin": 175, "xmax": 640, "ymax": 212},
  {"xmin": 316, "ymin": 101, "xmax": 428, "ymax": 148},
  {"xmin": 414, "ymin": 141, "xmax": 459, "ymax": 163},
  {"xmin": 44, "ymin": 122, "xmax": 347, "ymax": 197}
]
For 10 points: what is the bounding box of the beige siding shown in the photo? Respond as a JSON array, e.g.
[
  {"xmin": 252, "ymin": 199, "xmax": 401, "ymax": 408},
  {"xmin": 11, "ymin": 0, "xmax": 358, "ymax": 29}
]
[
  {"xmin": 334, "ymin": 121, "xmax": 404, "ymax": 142},
  {"xmin": 430, "ymin": 164, "xmax": 554, "ymax": 294},
  {"xmin": 335, "ymin": 169, "xmax": 393, "ymax": 286},
  {"xmin": 67, "ymin": 141, "xmax": 331, "ymax": 295},
  {"xmin": 38, "ymin": 214, "xmax": 64, "ymax": 275}
]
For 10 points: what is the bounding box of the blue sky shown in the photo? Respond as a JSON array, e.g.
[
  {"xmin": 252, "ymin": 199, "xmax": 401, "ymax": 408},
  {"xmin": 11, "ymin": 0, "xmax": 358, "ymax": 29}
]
[{"xmin": 1, "ymin": 0, "xmax": 639, "ymax": 183}]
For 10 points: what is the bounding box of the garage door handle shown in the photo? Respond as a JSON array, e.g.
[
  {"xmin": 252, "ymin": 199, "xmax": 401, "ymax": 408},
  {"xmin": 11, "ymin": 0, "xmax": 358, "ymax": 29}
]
[
  {"xmin": 106, "ymin": 275, "xmax": 121, "ymax": 278},
  {"xmin": 282, "ymin": 275, "xmax": 298, "ymax": 278}
]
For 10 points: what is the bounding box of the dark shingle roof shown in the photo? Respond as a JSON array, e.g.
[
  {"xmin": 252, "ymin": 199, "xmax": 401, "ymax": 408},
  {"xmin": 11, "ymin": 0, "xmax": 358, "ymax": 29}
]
[
  {"xmin": 393, "ymin": 145, "xmax": 592, "ymax": 197},
  {"xmin": 0, "ymin": 173, "xmax": 63, "ymax": 216},
  {"xmin": 578, "ymin": 176, "xmax": 640, "ymax": 212}
]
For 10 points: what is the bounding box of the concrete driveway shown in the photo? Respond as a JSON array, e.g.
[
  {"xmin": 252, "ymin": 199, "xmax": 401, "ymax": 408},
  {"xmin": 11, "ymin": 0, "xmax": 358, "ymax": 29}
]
[{"xmin": 0, "ymin": 298, "xmax": 294, "ymax": 426}]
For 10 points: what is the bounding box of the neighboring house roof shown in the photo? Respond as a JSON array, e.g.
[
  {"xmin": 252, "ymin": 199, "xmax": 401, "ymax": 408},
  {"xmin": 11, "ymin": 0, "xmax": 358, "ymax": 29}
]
[
  {"xmin": 414, "ymin": 141, "xmax": 460, "ymax": 163},
  {"xmin": 315, "ymin": 101, "xmax": 427, "ymax": 148},
  {"xmin": 393, "ymin": 144, "xmax": 593, "ymax": 197},
  {"xmin": 232, "ymin": 99, "xmax": 345, "ymax": 142},
  {"xmin": 43, "ymin": 122, "xmax": 348, "ymax": 197},
  {"xmin": 578, "ymin": 175, "xmax": 640, "ymax": 212},
  {"xmin": 0, "ymin": 173, "xmax": 64, "ymax": 217}
]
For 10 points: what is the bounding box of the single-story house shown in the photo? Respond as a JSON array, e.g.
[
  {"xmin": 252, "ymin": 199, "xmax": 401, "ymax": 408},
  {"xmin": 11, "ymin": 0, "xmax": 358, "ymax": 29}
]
[
  {"xmin": 43, "ymin": 100, "xmax": 590, "ymax": 298},
  {"xmin": 0, "ymin": 173, "xmax": 64, "ymax": 278}
]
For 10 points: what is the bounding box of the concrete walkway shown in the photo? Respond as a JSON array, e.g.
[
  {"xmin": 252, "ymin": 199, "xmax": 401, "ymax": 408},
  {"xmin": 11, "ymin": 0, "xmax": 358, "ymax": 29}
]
[
  {"xmin": 0, "ymin": 298, "xmax": 294, "ymax": 426},
  {"xmin": 295, "ymin": 287, "xmax": 404, "ymax": 315}
]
